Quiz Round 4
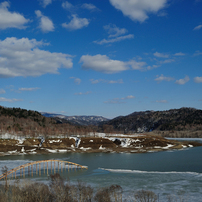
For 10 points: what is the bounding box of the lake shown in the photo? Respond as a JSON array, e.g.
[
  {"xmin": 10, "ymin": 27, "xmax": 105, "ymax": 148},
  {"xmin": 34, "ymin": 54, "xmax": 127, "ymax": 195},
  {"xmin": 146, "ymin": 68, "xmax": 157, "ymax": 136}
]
[{"xmin": 0, "ymin": 146, "xmax": 202, "ymax": 201}]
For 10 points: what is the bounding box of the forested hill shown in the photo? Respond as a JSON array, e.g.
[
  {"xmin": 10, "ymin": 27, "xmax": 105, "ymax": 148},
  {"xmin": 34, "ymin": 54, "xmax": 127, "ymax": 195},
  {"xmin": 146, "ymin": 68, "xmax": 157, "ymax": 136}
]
[
  {"xmin": 101, "ymin": 108, "xmax": 202, "ymax": 134},
  {"xmin": 0, "ymin": 106, "xmax": 92, "ymax": 137}
]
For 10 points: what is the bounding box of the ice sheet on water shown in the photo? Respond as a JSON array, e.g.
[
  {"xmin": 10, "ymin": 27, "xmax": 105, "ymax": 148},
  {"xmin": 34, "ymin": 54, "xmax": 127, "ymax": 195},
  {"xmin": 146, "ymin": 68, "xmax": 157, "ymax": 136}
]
[{"xmin": 99, "ymin": 168, "xmax": 202, "ymax": 176}]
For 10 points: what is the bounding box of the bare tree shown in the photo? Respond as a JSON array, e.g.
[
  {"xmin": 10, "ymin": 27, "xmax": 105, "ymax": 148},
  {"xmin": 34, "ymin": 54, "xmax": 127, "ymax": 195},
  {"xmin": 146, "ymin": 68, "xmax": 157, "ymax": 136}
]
[{"xmin": 1, "ymin": 166, "xmax": 8, "ymax": 191}]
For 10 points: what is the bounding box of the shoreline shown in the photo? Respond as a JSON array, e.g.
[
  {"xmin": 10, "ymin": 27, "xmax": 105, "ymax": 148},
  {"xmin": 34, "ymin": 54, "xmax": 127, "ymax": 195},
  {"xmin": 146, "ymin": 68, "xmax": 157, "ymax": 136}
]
[{"xmin": 1, "ymin": 134, "xmax": 202, "ymax": 156}]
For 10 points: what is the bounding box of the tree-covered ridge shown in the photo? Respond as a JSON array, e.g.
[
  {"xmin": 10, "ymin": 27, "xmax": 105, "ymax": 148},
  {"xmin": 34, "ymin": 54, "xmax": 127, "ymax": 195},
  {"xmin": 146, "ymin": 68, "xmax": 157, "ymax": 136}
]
[
  {"xmin": 102, "ymin": 107, "xmax": 202, "ymax": 133},
  {"xmin": 0, "ymin": 106, "xmax": 94, "ymax": 137}
]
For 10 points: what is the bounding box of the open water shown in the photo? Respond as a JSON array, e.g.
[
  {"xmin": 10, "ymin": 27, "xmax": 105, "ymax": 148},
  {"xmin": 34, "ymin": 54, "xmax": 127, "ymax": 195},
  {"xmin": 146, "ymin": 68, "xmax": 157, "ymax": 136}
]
[{"xmin": 0, "ymin": 146, "xmax": 202, "ymax": 201}]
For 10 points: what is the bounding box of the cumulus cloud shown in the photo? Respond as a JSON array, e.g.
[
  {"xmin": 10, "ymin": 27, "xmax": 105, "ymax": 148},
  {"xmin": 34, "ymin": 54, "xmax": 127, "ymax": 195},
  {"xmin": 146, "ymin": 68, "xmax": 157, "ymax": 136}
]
[
  {"xmin": 155, "ymin": 74, "xmax": 174, "ymax": 82},
  {"xmin": 62, "ymin": 14, "xmax": 89, "ymax": 30},
  {"xmin": 0, "ymin": 97, "xmax": 23, "ymax": 102},
  {"xmin": 0, "ymin": 89, "xmax": 5, "ymax": 94},
  {"xmin": 175, "ymin": 76, "xmax": 190, "ymax": 85},
  {"xmin": 35, "ymin": 10, "xmax": 54, "ymax": 33},
  {"xmin": 0, "ymin": 37, "xmax": 73, "ymax": 78},
  {"xmin": 109, "ymin": 0, "xmax": 168, "ymax": 22},
  {"xmin": 18, "ymin": 87, "xmax": 40, "ymax": 91},
  {"xmin": 39, "ymin": 0, "xmax": 52, "ymax": 8},
  {"xmin": 90, "ymin": 79, "xmax": 123, "ymax": 84},
  {"xmin": 193, "ymin": 25, "xmax": 202, "ymax": 30},
  {"xmin": 0, "ymin": 1, "xmax": 29, "ymax": 29},
  {"xmin": 81, "ymin": 3, "xmax": 98, "ymax": 11},
  {"xmin": 62, "ymin": 1, "xmax": 74, "ymax": 10},
  {"xmin": 104, "ymin": 24, "xmax": 128, "ymax": 38},
  {"xmin": 70, "ymin": 77, "xmax": 81, "ymax": 85},
  {"xmin": 194, "ymin": 76, "xmax": 202, "ymax": 83},
  {"xmin": 94, "ymin": 24, "xmax": 134, "ymax": 45},
  {"xmin": 154, "ymin": 51, "xmax": 169, "ymax": 58},
  {"xmin": 80, "ymin": 54, "xmax": 129, "ymax": 74},
  {"xmin": 128, "ymin": 60, "xmax": 146, "ymax": 70},
  {"xmin": 104, "ymin": 95, "xmax": 135, "ymax": 104}
]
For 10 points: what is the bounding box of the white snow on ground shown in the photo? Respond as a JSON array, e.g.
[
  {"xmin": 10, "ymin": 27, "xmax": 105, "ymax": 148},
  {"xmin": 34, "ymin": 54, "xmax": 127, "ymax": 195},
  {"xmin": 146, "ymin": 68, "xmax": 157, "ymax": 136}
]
[
  {"xmin": 71, "ymin": 144, "xmax": 74, "ymax": 148},
  {"xmin": 154, "ymin": 144, "xmax": 174, "ymax": 149},
  {"xmin": 18, "ymin": 138, "xmax": 25, "ymax": 145},
  {"xmin": 49, "ymin": 140, "xmax": 62, "ymax": 143},
  {"xmin": 76, "ymin": 138, "xmax": 81, "ymax": 148},
  {"xmin": 7, "ymin": 150, "xmax": 18, "ymax": 154},
  {"xmin": 99, "ymin": 145, "xmax": 106, "ymax": 150},
  {"xmin": 182, "ymin": 145, "xmax": 187, "ymax": 148},
  {"xmin": 69, "ymin": 137, "xmax": 77, "ymax": 141},
  {"xmin": 21, "ymin": 147, "xmax": 25, "ymax": 152},
  {"xmin": 58, "ymin": 149, "xmax": 67, "ymax": 152},
  {"xmin": 162, "ymin": 144, "xmax": 174, "ymax": 149},
  {"xmin": 89, "ymin": 140, "xmax": 93, "ymax": 142},
  {"xmin": 188, "ymin": 144, "xmax": 193, "ymax": 147},
  {"xmin": 46, "ymin": 149, "xmax": 57, "ymax": 153},
  {"xmin": 106, "ymin": 137, "xmax": 142, "ymax": 147},
  {"xmin": 80, "ymin": 147, "xmax": 92, "ymax": 151}
]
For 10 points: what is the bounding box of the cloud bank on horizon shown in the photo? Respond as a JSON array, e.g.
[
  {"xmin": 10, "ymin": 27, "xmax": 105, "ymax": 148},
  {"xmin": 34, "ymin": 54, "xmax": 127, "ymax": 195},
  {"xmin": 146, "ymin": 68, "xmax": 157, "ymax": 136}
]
[{"xmin": 0, "ymin": 0, "xmax": 201, "ymax": 118}]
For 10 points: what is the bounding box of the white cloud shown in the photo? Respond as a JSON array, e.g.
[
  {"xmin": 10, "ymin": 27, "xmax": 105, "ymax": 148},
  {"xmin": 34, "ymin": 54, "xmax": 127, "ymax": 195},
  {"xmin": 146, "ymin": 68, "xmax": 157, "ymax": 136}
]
[
  {"xmin": 174, "ymin": 52, "xmax": 186, "ymax": 56},
  {"xmin": 104, "ymin": 24, "xmax": 128, "ymax": 38},
  {"xmin": 94, "ymin": 24, "xmax": 134, "ymax": 45},
  {"xmin": 109, "ymin": 0, "xmax": 168, "ymax": 22},
  {"xmin": 0, "ymin": 89, "xmax": 5, "ymax": 94},
  {"xmin": 160, "ymin": 59, "xmax": 175, "ymax": 64},
  {"xmin": 80, "ymin": 54, "xmax": 128, "ymax": 74},
  {"xmin": 128, "ymin": 60, "xmax": 146, "ymax": 70},
  {"xmin": 39, "ymin": 0, "xmax": 52, "ymax": 8},
  {"xmin": 104, "ymin": 95, "xmax": 135, "ymax": 104},
  {"xmin": 94, "ymin": 34, "xmax": 134, "ymax": 45},
  {"xmin": 193, "ymin": 50, "xmax": 202, "ymax": 56},
  {"xmin": 154, "ymin": 51, "xmax": 169, "ymax": 58},
  {"xmin": 194, "ymin": 76, "xmax": 202, "ymax": 83},
  {"xmin": 81, "ymin": 3, "xmax": 98, "ymax": 11},
  {"xmin": 0, "ymin": 37, "xmax": 73, "ymax": 78},
  {"xmin": 62, "ymin": 1, "xmax": 74, "ymax": 10},
  {"xmin": 19, "ymin": 87, "xmax": 40, "ymax": 91},
  {"xmin": 62, "ymin": 14, "xmax": 89, "ymax": 30},
  {"xmin": 0, "ymin": 1, "xmax": 29, "ymax": 29},
  {"xmin": 156, "ymin": 100, "xmax": 167, "ymax": 103},
  {"xmin": 90, "ymin": 79, "xmax": 123, "ymax": 84},
  {"xmin": 35, "ymin": 10, "xmax": 54, "ymax": 33},
  {"xmin": 155, "ymin": 74, "xmax": 174, "ymax": 82},
  {"xmin": 74, "ymin": 91, "xmax": 92, "ymax": 95},
  {"xmin": 175, "ymin": 76, "xmax": 190, "ymax": 85},
  {"xmin": 0, "ymin": 97, "xmax": 23, "ymax": 102},
  {"xmin": 193, "ymin": 25, "xmax": 202, "ymax": 30},
  {"xmin": 70, "ymin": 77, "xmax": 81, "ymax": 85}
]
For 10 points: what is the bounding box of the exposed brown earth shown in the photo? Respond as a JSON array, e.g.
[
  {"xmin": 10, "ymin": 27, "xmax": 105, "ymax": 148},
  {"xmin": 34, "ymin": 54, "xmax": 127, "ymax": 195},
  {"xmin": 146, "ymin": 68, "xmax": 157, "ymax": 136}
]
[{"xmin": 0, "ymin": 134, "xmax": 201, "ymax": 156}]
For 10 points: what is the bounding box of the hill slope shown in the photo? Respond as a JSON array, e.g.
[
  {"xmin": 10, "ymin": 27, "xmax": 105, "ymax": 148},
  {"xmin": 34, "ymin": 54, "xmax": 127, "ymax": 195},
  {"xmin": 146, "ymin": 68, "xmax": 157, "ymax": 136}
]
[
  {"xmin": 41, "ymin": 112, "xmax": 109, "ymax": 126},
  {"xmin": 101, "ymin": 108, "xmax": 202, "ymax": 135}
]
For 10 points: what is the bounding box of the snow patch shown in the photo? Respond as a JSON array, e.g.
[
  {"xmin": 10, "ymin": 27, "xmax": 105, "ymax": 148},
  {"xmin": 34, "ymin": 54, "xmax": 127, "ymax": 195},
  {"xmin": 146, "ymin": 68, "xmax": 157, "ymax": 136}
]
[
  {"xmin": 49, "ymin": 140, "xmax": 62, "ymax": 143},
  {"xmin": 80, "ymin": 147, "xmax": 92, "ymax": 151},
  {"xmin": 58, "ymin": 149, "xmax": 67, "ymax": 152},
  {"xmin": 8, "ymin": 150, "xmax": 18, "ymax": 154},
  {"xmin": 99, "ymin": 145, "xmax": 105, "ymax": 150},
  {"xmin": 46, "ymin": 149, "xmax": 57, "ymax": 153}
]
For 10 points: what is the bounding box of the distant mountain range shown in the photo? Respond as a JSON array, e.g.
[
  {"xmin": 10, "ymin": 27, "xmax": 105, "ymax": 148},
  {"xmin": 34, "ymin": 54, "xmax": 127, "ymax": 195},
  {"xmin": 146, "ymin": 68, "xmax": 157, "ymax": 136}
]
[
  {"xmin": 1, "ymin": 106, "xmax": 202, "ymax": 138},
  {"xmin": 41, "ymin": 112, "xmax": 109, "ymax": 126}
]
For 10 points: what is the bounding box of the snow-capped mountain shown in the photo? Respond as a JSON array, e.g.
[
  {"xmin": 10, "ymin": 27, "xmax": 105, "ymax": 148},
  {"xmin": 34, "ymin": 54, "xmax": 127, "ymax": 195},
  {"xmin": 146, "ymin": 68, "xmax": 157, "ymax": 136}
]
[{"xmin": 41, "ymin": 112, "xmax": 109, "ymax": 126}]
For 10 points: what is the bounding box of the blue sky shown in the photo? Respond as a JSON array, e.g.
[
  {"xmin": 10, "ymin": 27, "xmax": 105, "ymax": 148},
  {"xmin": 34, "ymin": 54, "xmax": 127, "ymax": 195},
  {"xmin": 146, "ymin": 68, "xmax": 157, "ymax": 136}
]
[{"xmin": 0, "ymin": 0, "xmax": 202, "ymax": 118}]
